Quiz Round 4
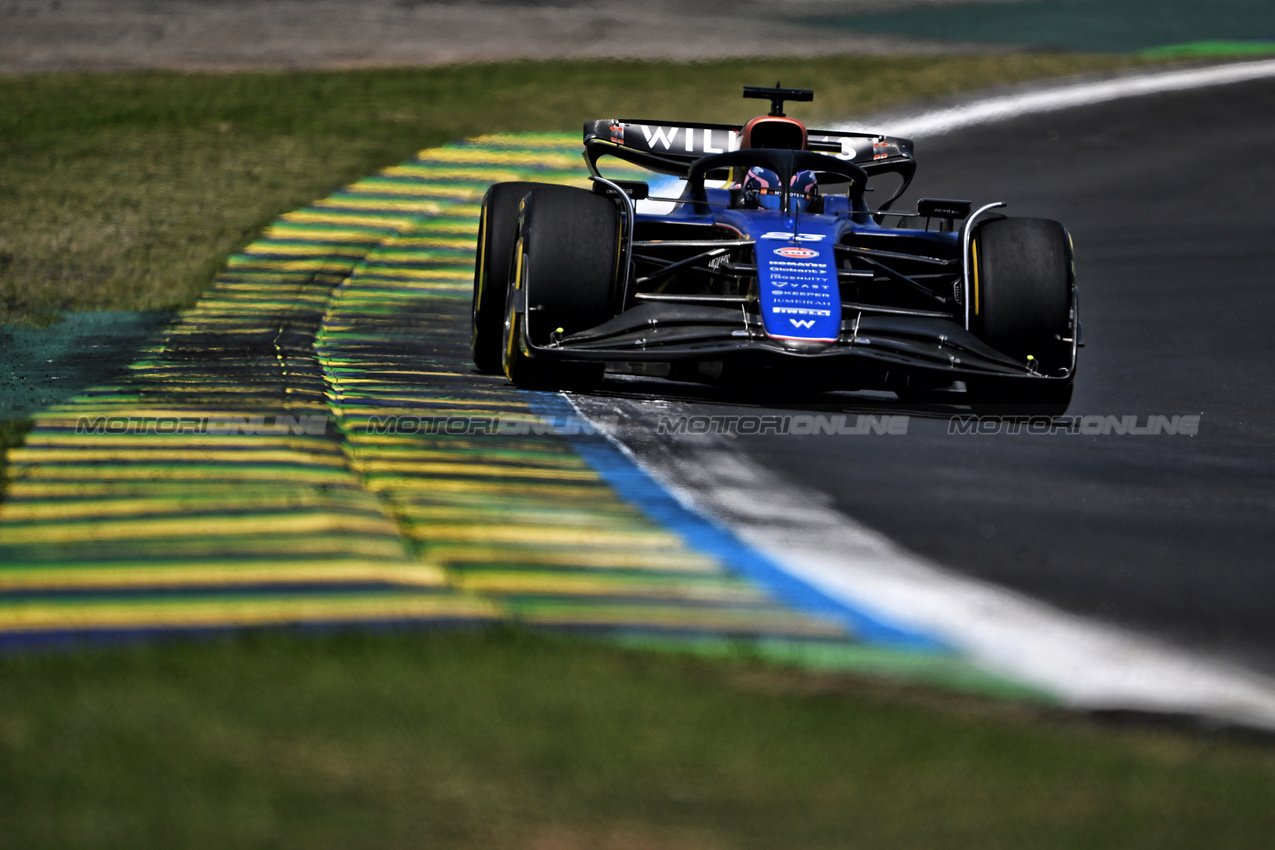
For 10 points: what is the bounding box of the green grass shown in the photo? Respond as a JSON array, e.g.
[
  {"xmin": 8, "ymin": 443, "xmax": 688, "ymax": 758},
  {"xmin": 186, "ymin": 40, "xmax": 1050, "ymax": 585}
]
[
  {"xmin": 1, "ymin": 628, "xmax": 1272, "ymax": 850},
  {"xmin": 1141, "ymin": 40, "xmax": 1275, "ymax": 57},
  {"xmin": 0, "ymin": 53, "xmax": 1171, "ymax": 325}
]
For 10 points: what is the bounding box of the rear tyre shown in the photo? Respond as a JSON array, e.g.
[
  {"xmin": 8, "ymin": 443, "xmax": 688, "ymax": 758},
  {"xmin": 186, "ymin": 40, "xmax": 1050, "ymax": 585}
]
[
  {"xmin": 472, "ymin": 182, "xmax": 541, "ymax": 374},
  {"xmin": 968, "ymin": 217, "xmax": 1075, "ymax": 415},
  {"xmin": 501, "ymin": 185, "xmax": 621, "ymax": 389}
]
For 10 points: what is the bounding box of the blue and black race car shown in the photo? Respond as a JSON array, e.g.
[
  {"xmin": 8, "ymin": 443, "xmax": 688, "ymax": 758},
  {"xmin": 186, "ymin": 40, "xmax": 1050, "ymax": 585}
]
[{"xmin": 471, "ymin": 85, "xmax": 1079, "ymax": 414}]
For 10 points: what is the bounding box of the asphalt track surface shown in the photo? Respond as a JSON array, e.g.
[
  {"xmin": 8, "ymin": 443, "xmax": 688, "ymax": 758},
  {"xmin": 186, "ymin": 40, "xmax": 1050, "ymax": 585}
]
[{"xmin": 580, "ymin": 77, "xmax": 1275, "ymax": 677}]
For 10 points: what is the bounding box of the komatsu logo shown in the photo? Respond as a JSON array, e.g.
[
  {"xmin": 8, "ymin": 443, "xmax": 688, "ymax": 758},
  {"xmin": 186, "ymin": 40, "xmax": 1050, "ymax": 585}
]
[{"xmin": 774, "ymin": 246, "xmax": 819, "ymax": 259}]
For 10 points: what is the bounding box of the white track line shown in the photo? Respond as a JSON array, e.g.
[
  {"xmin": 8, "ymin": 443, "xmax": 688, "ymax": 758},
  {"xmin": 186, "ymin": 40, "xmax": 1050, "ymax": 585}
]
[
  {"xmin": 833, "ymin": 58, "xmax": 1275, "ymax": 138},
  {"xmin": 571, "ymin": 61, "xmax": 1275, "ymax": 729}
]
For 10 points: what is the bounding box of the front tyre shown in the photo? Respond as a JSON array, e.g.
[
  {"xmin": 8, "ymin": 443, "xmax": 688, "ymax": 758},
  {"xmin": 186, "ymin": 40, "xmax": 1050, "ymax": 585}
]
[
  {"xmin": 968, "ymin": 217, "xmax": 1076, "ymax": 415},
  {"xmin": 501, "ymin": 185, "xmax": 621, "ymax": 389},
  {"xmin": 472, "ymin": 181, "xmax": 541, "ymax": 374}
]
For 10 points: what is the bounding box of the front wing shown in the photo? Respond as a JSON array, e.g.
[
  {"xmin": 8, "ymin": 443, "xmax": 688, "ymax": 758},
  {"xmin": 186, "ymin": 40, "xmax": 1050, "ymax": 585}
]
[{"xmin": 513, "ymin": 300, "xmax": 1078, "ymax": 387}]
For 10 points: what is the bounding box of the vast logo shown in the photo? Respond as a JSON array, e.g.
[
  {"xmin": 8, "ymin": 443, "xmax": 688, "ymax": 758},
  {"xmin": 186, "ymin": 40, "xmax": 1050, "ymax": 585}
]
[{"xmin": 774, "ymin": 246, "xmax": 819, "ymax": 259}]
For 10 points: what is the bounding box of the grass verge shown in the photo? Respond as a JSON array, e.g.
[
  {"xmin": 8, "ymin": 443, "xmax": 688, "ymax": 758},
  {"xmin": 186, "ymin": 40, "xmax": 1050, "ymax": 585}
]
[
  {"xmin": 0, "ymin": 53, "xmax": 1173, "ymax": 324},
  {"xmin": 1, "ymin": 628, "xmax": 1273, "ymax": 850}
]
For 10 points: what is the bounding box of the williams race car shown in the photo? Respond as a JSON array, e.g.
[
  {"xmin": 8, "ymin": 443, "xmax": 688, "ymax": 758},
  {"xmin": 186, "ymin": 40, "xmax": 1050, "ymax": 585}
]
[{"xmin": 471, "ymin": 85, "xmax": 1079, "ymax": 413}]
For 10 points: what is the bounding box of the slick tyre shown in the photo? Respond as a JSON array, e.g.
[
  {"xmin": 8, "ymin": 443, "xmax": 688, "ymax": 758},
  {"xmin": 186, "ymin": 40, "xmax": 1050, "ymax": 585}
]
[
  {"xmin": 968, "ymin": 217, "xmax": 1075, "ymax": 416},
  {"xmin": 972, "ymin": 216, "xmax": 1071, "ymax": 356},
  {"xmin": 501, "ymin": 185, "xmax": 621, "ymax": 390},
  {"xmin": 472, "ymin": 181, "xmax": 541, "ymax": 374}
]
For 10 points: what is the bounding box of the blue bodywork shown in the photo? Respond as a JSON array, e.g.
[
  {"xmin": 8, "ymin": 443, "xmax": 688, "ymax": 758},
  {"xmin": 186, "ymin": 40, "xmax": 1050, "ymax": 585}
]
[{"xmin": 648, "ymin": 187, "xmax": 960, "ymax": 346}]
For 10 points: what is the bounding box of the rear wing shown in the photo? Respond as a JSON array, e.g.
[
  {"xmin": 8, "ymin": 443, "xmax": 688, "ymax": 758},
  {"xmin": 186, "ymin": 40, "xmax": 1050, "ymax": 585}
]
[{"xmin": 583, "ymin": 118, "xmax": 917, "ymax": 206}]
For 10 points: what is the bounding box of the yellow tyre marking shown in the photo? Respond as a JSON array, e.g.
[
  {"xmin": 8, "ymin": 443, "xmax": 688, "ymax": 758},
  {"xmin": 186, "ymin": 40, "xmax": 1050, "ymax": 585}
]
[{"xmin": 972, "ymin": 238, "xmax": 981, "ymax": 317}]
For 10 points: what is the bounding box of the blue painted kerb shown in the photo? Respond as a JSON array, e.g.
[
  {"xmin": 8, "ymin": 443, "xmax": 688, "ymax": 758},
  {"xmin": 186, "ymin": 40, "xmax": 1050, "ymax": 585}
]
[{"xmin": 528, "ymin": 392, "xmax": 949, "ymax": 653}]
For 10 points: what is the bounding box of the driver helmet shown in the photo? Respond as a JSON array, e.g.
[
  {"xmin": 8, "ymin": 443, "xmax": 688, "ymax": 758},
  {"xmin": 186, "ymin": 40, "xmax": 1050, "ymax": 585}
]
[
  {"xmin": 742, "ymin": 166, "xmax": 782, "ymax": 210},
  {"xmin": 739, "ymin": 167, "xmax": 820, "ymax": 211},
  {"xmin": 790, "ymin": 169, "xmax": 820, "ymax": 205}
]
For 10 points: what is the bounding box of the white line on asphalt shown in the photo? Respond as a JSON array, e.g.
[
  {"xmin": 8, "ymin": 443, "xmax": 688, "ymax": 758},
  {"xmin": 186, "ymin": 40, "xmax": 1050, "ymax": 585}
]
[{"xmin": 833, "ymin": 58, "xmax": 1275, "ymax": 138}]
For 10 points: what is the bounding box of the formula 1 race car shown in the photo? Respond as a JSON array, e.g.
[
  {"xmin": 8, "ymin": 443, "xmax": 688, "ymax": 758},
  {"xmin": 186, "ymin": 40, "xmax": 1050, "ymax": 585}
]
[{"xmin": 471, "ymin": 85, "xmax": 1079, "ymax": 414}]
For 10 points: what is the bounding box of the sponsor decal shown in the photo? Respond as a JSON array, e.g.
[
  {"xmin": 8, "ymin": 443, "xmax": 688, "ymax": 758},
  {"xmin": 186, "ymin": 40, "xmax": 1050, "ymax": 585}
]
[
  {"xmin": 760, "ymin": 231, "xmax": 825, "ymax": 241},
  {"xmin": 774, "ymin": 246, "xmax": 819, "ymax": 259},
  {"xmin": 635, "ymin": 124, "xmax": 741, "ymax": 153},
  {"xmin": 640, "ymin": 124, "xmax": 679, "ymax": 149},
  {"xmin": 756, "ymin": 232, "xmax": 839, "ymax": 341}
]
